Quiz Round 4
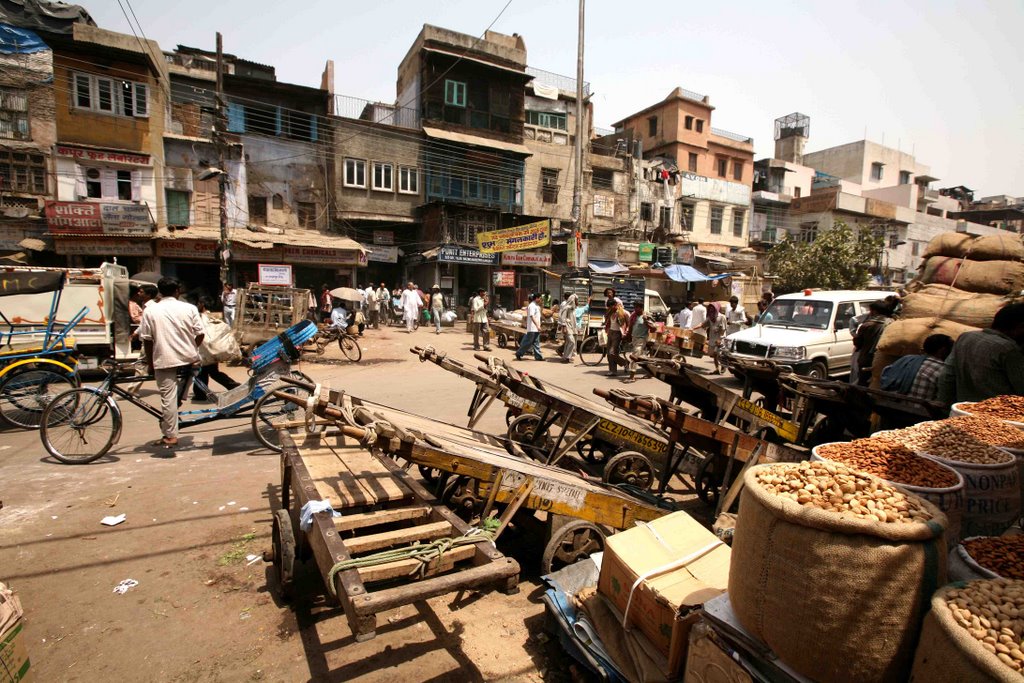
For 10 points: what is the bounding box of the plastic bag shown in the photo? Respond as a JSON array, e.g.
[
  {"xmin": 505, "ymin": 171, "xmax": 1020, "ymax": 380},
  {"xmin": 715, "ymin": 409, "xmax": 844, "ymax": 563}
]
[
  {"xmin": 199, "ymin": 318, "xmax": 241, "ymax": 364},
  {"xmin": 442, "ymin": 311, "xmax": 457, "ymax": 323}
]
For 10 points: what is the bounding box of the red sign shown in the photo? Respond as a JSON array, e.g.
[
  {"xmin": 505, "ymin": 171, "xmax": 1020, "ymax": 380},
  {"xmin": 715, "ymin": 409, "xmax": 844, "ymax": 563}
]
[
  {"xmin": 156, "ymin": 239, "xmax": 217, "ymax": 261},
  {"xmin": 493, "ymin": 270, "xmax": 515, "ymax": 287},
  {"xmin": 55, "ymin": 145, "xmax": 151, "ymax": 166},
  {"xmin": 45, "ymin": 201, "xmax": 103, "ymax": 234}
]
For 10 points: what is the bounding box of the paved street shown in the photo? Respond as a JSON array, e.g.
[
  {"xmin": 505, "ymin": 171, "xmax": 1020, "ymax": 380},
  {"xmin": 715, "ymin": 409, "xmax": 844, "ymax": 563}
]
[{"xmin": 0, "ymin": 323, "xmax": 734, "ymax": 682}]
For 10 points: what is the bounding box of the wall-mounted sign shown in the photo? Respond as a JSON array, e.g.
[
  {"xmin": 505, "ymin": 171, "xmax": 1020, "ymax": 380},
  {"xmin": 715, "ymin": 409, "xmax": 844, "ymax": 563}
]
[
  {"xmin": 55, "ymin": 145, "xmax": 151, "ymax": 166},
  {"xmin": 638, "ymin": 242, "xmax": 655, "ymax": 262},
  {"xmin": 593, "ymin": 194, "xmax": 615, "ymax": 218},
  {"xmin": 373, "ymin": 230, "xmax": 394, "ymax": 245},
  {"xmin": 362, "ymin": 244, "xmax": 399, "ymax": 263},
  {"xmin": 493, "ymin": 270, "xmax": 516, "ymax": 287},
  {"xmin": 156, "ymin": 239, "xmax": 217, "ymax": 261},
  {"xmin": 438, "ymin": 245, "xmax": 498, "ymax": 265},
  {"xmin": 258, "ymin": 264, "xmax": 293, "ymax": 286},
  {"xmin": 54, "ymin": 238, "xmax": 153, "ymax": 256},
  {"xmin": 501, "ymin": 251, "xmax": 552, "ymax": 267},
  {"xmin": 45, "ymin": 201, "xmax": 154, "ymax": 236},
  {"xmin": 675, "ymin": 243, "xmax": 695, "ymax": 266},
  {"xmin": 281, "ymin": 245, "xmax": 365, "ymax": 267},
  {"xmin": 476, "ymin": 219, "xmax": 550, "ymax": 254}
]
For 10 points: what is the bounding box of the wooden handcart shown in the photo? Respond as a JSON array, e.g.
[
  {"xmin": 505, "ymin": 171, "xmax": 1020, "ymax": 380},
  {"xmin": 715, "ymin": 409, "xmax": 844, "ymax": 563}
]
[
  {"xmin": 489, "ymin": 318, "xmax": 557, "ymax": 349},
  {"xmin": 270, "ymin": 429, "xmax": 521, "ymax": 642},
  {"xmin": 269, "ymin": 382, "xmax": 669, "ymax": 575}
]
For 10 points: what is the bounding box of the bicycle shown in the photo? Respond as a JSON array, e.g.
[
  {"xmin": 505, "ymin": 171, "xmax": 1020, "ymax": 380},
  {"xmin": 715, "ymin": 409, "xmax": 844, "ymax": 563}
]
[
  {"xmin": 40, "ymin": 320, "xmax": 318, "ymax": 464},
  {"xmin": 311, "ymin": 326, "xmax": 362, "ymax": 362},
  {"xmin": 577, "ymin": 333, "xmax": 607, "ymax": 367}
]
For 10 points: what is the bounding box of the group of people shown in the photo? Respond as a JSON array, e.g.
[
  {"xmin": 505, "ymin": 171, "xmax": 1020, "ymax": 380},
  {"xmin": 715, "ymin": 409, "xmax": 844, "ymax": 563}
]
[{"xmin": 672, "ymin": 296, "xmax": 748, "ymax": 374}]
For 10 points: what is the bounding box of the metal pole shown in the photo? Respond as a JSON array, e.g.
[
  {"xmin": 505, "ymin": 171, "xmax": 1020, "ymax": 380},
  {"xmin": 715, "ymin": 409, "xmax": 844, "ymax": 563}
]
[
  {"xmin": 215, "ymin": 32, "xmax": 231, "ymax": 285},
  {"xmin": 571, "ymin": 0, "xmax": 585, "ymax": 264}
]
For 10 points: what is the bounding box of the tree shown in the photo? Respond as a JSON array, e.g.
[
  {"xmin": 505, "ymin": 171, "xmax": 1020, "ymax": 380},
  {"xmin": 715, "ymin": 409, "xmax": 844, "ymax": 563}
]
[{"xmin": 768, "ymin": 221, "xmax": 885, "ymax": 294}]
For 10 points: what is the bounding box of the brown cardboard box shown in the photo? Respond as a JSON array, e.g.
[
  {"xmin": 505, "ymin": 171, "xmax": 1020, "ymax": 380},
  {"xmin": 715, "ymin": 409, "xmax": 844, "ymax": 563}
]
[
  {"xmin": 597, "ymin": 512, "xmax": 731, "ymax": 678},
  {"xmin": 683, "ymin": 621, "xmax": 753, "ymax": 683},
  {"xmin": 0, "ymin": 583, "xmax": 31, "ymax": 682}
]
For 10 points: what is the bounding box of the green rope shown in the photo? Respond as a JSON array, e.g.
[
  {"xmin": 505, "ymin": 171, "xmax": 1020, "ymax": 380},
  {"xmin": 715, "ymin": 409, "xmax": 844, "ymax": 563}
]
[{"xmin": 325, "ymin": 527, "xmax": 496, "ymax": 598}]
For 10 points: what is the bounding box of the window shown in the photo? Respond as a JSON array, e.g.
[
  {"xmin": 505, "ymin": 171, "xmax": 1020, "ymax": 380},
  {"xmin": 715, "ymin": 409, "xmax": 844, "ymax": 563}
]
[
  {"xmin": 889, "ymin": 234, "xmax": 900, "ymax": 249},
  {"xmin": 116, "ymin": 170, "xmax": 132, "ymax": 200},
  {"xmin": 695, "ymin": 119, "xmax": 704, "ymax": 133},
  {"xmin": 733, "ymin": 160, "xmax": 743, "ymax": 181},
  {"xmin": 297, "ymin": 201, "xmax": 316, "ymax": 228},
  {"xmin": 899, "ymin": 170, "xmax": 911, "ymax": 185},
  {"xmin": 541, "ymin": 167, "xmax": 559, "ymax": 203},
  {"xmin": 249, "ymin": 196, "xmax": 267, "ymax": 224},
  {"xmin": 398, "ymin": 166, "xmax": 419, "ymax": 194},
  {"xmin": 85, "ymin": 167, "xmax": 101, "ymax": 198},
  {"xmin": 444, "ymin": 79, "xmax": 466, "ymax": 107},
  {"xmin": 732, "ymin": 209, "xmax": 744, "ymax": 237},
  {"xmin": 648, "ymin": 116, "xmax": 658, "ymax": 137},
  {"xmin": 343, "ymin": 158, "xmax": 366, "ymax": 188},
  {"xmin": 678, "ymin": 202, "xmax": 694, "ymax": 230},
  {"xmin": 710, "ymin": 206, "xmax": 723, "ymax": 234},
  {"xmin": 685, "ymin": 115, "xmax": 693, "ymax": 130},
  {"xmin": 835, "ymin": 302, "xmax": 857, "ymax": 331},
  {"xmin": 165, "ymin": 189, "xmax": 190, "ymax": 226},
  {"xmin": 272, "ymin": 194, "xmax": 284, "ymax": 210},
  {"xmin": 688, "ymin": 152, "xmax": 698, "ymax": 172},
  {"xmin": 71, "ymin": 72, "xmax": 149, "ymax": 117},
  {"xmin": 659, "ymin": 206, "xmax": 672, "ymax": 230},
  {"xmin": 372, "ymin": 162, "xmax": 393, "ymax": 192},
  {"xmin": 0, "ymin": 148, "xmax": 47, "ymax": 194},
  {"xmin": 0, "ymin": 89, "xmax": 30, "ymax": 140},
  {"xmin": 81, "ymin": 167, "xmax": 138, "ymax": 201},
  {"xmin": 592, "ymin": 167, "xmax": 614, "ymax": 189},
  {"xmin": 799, "ymin": 221, "xmax": 818, "ymax": 243},
  {"xmin": 871, "ymin": 162, "xmax": 884, "ymax": 181},
  {"xmin": 793, "ymin": 186, "xmax": 802, "ymax": 198},
  {"xmin": 526, "ymin": 110, "xmax": 567, "ymax": 130},
  {"xmin": 640, "ymin": 202, "xmax": 654, "ymax": 221},
  {"xmin": 717, "ymin": 158, "xmax": 728, "ymax": 178}
]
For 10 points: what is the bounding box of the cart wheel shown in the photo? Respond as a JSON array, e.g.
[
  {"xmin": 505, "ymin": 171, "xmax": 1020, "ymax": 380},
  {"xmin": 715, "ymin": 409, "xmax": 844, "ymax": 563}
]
[
  {"xmin": 602, "ymin": 451, "xmax": 655, "ymax": 490},
  {"xmin": 542, "ymin": 520, "xmax": 606, "ymax": 574},
  {"xmin": 270, "ymin": 509, "xmax": 297, "ymax": 600},
  {"xmin": 440, "ymin": 475, "xmax": 479, "ymax": 521},
  {"xmin": 506, "ymin": 414, "xmax": 553, "ymax": 461},
  {"xmin": 496, "ymin": 333, "xmax": 508, "ymax": 349},
  {"xmin": 418, "ymin": 464, "xmax": 443, "ymax": 485},
  {"xmin": 576, "ymin": 438, "xmax": 606, "ymax": 464},
  {"xmin": 694, "ymin": 455, "xmax": 722, "ymax": 506},
  {"xmin": 504, "ymin": 407, "xmax": 520, "ymax": 427}
]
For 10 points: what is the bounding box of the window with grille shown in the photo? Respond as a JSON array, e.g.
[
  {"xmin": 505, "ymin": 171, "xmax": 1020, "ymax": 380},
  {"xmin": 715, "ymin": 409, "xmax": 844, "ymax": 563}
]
[
  {"xmin": 72, "ymin": 72, "xmax": 148, "ymax": 118},
  {"xmin": 733, "ymin": 160, "xmax": 743, "ymax": 181},
  {"xmin": 640, "ymin": 202, "xmax": 654, "ymax": 221},
  {"xmin": 541, "ymin": 168, "xmax": 559, "ymax": 203},
  {"xmin": 678, "ymin": 202, "xmax": 694, "ymax": 231},
  {"xmin": 659, "ymin": 206, "xmax": 672, "ymax": 230},
  {"xmin": 648, "ymin": 116, "xmax": 658, "ymax": 137},
  {"xmin": 685, "ymin": 115, "xmax": 693, "ymax": 130},
  {"xmin": 165, "ymin": 189, "xmax": 190, "ymax": 226},
  {"xmin": 710, "ymin": 206, "xmax": 723, "ymax": 234},
  {"xmin": 0, "ymin": 148, "xmax": 47, "ymax": 194},
  {"xmin": 695, "ymin": 119, "xmax": 704, "ymax": 133},
  {"xmin": 249, "ymin": 196, "xmax": 267, "ymax": 224},
  {"xmin": 732, "ymin": 209, "xmax": 744, "ymax": 237},
  {"xmin": 688, "ymin": 152, "xmax": 698, "ymax": 172},
  {"xmin": 717, "ymin": 158, "xmax": 728, "ymax": 177},
  {"xmin": 0, "ymin": 89, "xmax": 30, "ymax": 140}
]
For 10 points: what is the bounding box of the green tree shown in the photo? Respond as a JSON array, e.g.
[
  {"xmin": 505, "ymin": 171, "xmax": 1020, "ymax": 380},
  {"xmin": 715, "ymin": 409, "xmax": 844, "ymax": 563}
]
[{"xmin": 768, "ymin": 221, "xmax": 884, "ymax": 294}]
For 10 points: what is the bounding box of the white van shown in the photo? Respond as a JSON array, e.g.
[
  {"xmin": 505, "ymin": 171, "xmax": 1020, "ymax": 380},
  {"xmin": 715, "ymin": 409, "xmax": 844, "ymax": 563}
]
[{"xmin": 721, "ymin": 289, "xmax": 895, "ymax": 379}]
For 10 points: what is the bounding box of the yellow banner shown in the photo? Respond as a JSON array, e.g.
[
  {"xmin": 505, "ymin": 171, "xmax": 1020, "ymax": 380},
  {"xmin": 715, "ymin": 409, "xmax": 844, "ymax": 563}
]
[{"xmin": 476, "ymin": 219, "xmax": 550, "ymax": 254}]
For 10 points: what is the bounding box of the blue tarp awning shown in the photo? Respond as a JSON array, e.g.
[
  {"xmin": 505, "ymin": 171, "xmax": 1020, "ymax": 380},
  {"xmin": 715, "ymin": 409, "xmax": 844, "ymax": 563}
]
[
  {"xmin": 0, "ymin": 24, "xmax": 48, "ymax": 54},
  {"xmin": 586, "ymin": 259, "xmax": 629, "ymax": 274},
  {"xmin": 664, "ymin": 264, "xmax": 733, "ymax": 283}
]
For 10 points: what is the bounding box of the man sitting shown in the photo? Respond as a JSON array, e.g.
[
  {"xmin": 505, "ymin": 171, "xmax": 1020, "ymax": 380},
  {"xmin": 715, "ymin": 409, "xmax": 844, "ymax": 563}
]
[
  {"xmin": 329, "ymin": 299, "xmax": 349, "ymax": 331},
  {"xmin": 881, "ymin": 334, "xmax": 954, "ymax": 400}
]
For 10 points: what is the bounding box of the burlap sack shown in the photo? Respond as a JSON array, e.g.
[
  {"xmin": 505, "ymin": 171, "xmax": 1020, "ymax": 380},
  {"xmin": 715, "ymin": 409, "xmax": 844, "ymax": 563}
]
[
  {"xmin": 870, "ymin": 351, "xmax": 900, "ymax": 389},
  {"xmin": 927, "ymin": 452, "xmax": 1021, "ymax": 538},
  {"xmin": 923, "ymin": 232, "xmax": 1024, "ymax": 262},
  {"xmin": 909, "ymin": 581, "xmax": 1022, "ymax": 682},
  {"xmin": 729, "ymin": 464, "xmax": 948, "ymax": 683},
  {"xmin": 918, "ymin": 256, "xmax": 1024, "ymax": 295},
  {"xmin": 947, "ymin": 538, "xmax": 1001, "ymax": 582},
  {"xmin": 900, "ymin": 284, "xmax": 1017, "ymax": 329},
  {"xmin": 876, "ymin": 317, "xmax": 978, "ymax": 357}
]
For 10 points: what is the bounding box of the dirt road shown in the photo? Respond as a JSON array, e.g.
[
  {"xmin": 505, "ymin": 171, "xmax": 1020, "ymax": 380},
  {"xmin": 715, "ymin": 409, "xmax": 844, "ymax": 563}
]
[{"xmin": 0, "ymin": 322, "xmax": 726, "ymax": 681}]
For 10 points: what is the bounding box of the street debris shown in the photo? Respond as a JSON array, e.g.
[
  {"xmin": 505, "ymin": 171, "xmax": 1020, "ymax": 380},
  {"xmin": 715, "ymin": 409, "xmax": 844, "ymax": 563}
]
[
  {"xmin": 112, "ymin": 579, "xmax": 138, "ymax": 595},
  {"xmin": 100, "ymin": 514, "xmax": 126, "ymax": 527}
]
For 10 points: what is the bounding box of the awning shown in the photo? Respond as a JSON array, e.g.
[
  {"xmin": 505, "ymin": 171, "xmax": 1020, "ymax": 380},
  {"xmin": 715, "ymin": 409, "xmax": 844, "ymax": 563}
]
[
  {"xmin": 586, "ymin": 259, "xmax": 629, "ymax": 274},
  {"xmin": 695, "ymin": 251, "xmax": 734, "ymax": 267},
  {"xmin": 422, "ymin": 47, "xmax": 530, "ymax": 78},
  {"xmin": 155, "ymin": 227, "xmax": 365, "ymax": 252},
  {"xmin": 422, "ymin": 126, "xmax": 532, "ymax": 157},
  {"xmin": 664, "ymin": 264, "xmax": 732, "ymax": 283}
]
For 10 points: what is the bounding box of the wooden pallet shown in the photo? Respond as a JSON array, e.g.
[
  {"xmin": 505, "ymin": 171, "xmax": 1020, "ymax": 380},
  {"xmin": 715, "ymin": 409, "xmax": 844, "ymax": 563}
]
[{"xmin": 280, "ymin": 432, "xmax": 520, "ymax": 641}]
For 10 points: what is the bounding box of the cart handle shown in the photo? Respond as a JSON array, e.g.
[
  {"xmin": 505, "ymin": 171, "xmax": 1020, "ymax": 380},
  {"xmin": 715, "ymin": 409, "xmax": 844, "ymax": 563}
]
[
  {"xmin": 277, "ymin": 375, "xmax": 316, "ymax": 392},
  {"xmin": 270, "ymin": 388, "xmax": 367, "ymax": 443}
]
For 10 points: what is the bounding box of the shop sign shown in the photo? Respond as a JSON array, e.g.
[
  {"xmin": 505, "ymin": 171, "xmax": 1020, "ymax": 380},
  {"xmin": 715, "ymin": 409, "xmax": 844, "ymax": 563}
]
[
  {"xmin": 258, "ymin": 264, "xmax": 293, "ymax": 286},
  {"xmin": 362, "ymin": 244, "xmax": 399, "ymax": 264},
  {"xmin": 593, "ymin": 194, "xmax": 615, "ymax": 218},
  {"xmin": 638, "ymin": 242, "xmax": 654, "ymax": 262},
  {"xmin": 232, "ymin": 244, "xmax": 281, "ymax": 262},
  {"xmin": 54, "ymin": 238, "xmax": 152, "ymax": 256},
  {"xmin": 567, "ymin": 237, "xmax": 588, "ymax": 267},
  {"xmin": 45, "ymin": 201, "xmax": 154, "ymax": 236},
  {"xmin": 55, "ymin": 145, "xmax": 151, "ymax": 165},
  {"xmin": 476, "ymin": 219, "xmax": 550, "ymax": 254},
  {"xmin": 493, "ymin": 270, "xmax": 516, "ymax": 287},
  {"xmin": 438, "ymin": 245, "xmax": 498, "ymax": 265},
  {"xmin": 156, "ymin": 239, "xmax": 217, "ymax": 261},
  {"xmin": 501, "ymin": 251, "xmax": 551, "ymax": 267},
  {"xmin": 373, "ymin": 230, "xmax": 394, "ymax": 245},
  {"xmin": 282, "ymin": 245, "xmax": 365, "ymax": 267},
  {"xmin": 675, "ymin": 243, "xmax": 695, "ymax": 266}
]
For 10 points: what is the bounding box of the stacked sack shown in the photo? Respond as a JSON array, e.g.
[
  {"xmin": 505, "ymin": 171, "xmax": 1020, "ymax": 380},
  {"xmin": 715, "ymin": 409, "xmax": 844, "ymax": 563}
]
[{"xmin": 871, "ymin": 232, "xmax": 1024, "ymax": 387}]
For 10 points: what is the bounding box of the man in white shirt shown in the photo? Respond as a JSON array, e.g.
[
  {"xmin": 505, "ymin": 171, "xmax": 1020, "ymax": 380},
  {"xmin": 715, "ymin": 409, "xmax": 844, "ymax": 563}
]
[
  {"xmin": 675, "ymin": 302, "xmax": 693, "ymax": 329},
  {"xmin": 329, "ymin": 300, "xmax": 349, "ymax": 330},
  {"xmin": 690, "ymin": 299, "xmax": 708, "ymax": 359},
  {"xmin": 138, "ymin": 277, "xmax": 204, "ymax": 448},
  {"xmin": 221, "ymin": 283, "xmax": 236, "ymax": 327},
  {"xmin": 375, "ymin": 282, "xmax": 390, "ymax": 325},
  {"xmin": 469, "ymin": 288, "xmax": 491, "ymax": 351},
  {"xmin": 364, "ymin": 284, "xmax": 379, "ymax": 328},
  {"xmin": 725, "ymin": 296, "xmax": 747, "ymax": 335},
  {"xmin": 515, "ymin": 292, "xmax": 544, "ymax": 361},
  {"xmin": 559, "ymin": 292, "xmax": 578, "ymax": 362},
  {"xmin": 399, "ymin": 282, "xmax": 422, "ymax": 333}
]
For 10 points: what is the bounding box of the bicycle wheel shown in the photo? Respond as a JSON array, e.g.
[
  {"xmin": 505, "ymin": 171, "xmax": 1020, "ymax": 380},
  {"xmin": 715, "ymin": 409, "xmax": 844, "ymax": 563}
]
[
  {"xmin": 338, "ymin": 335, "xmax": 362, "ymax": 362},
  {"xmin": 40, "ymin": 388, "xmax": 120, "ymax": 464},
  {"xmin": 578, "ymin": 336, "xmax": 605, "ymax": 367},
  {"xmin": 0, "ymin": 368, "xmax": 79, "ymax": 429},
  {"xmin": 252, "ymin": 383, "xmax": 312, "ymax": 452}
]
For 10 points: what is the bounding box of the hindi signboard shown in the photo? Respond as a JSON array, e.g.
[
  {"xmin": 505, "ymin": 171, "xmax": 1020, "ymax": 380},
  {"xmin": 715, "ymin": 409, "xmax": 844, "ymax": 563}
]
[
  {"xmin": 363, "ymin": 244, "xmax": 399, "ymax": 263},
  {"xmin": 493, "ymin": 270, "xmax": 516, "ymax": 287},
  {"xmin": 476, "ymin": 219, "xmax": 550, "ymax": 254},
  {"xmin": 45, "ymin": 201, "xmax": 153, "ymax": 236},
  {"xmin": 258, "ymin": 264, "xmax": 294, "ymax": 286},
  {"xmin": 501, "ymin": 251, "xmax": 552, "ymax": 267}
]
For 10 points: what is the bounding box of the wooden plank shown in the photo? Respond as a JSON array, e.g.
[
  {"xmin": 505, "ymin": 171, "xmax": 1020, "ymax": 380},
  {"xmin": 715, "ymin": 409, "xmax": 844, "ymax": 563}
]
[
  {"xmin": 335, "ymin": 505, "xmax": 431, "ymax": 532},
  {"xmin": 301, "ymin": 450, "xmax": 373, "ymax": 509},
  {"xmin": 355, "ymin": 544, "xmax": 477, "ymax": 583},
  {"xmin": 345, "ymin": 521, "xmax": 453, "ymax": 554},
  {"xmin": 340, "ymin": 448, "xmax": 413, "ymax": 504}
]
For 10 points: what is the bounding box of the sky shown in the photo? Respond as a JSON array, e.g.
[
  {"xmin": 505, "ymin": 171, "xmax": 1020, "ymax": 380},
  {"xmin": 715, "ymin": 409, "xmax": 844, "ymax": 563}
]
[{"xmin": 91, "ymin": 0, "xmax": 1023, "ymax": 198}]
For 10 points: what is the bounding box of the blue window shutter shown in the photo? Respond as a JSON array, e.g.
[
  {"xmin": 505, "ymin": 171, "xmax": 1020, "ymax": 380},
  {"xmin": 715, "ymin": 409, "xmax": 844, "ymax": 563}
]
[
  {"xmin": 310, "ymin": 115, "xmax": 318, "ymax": 141},
  {"xmin": 275, "ymin": 107, "xmax": 282, "ymax": 136},
  {"xmin": 226, "ymin": 102, "xmax": 245, "ymax": 132}
]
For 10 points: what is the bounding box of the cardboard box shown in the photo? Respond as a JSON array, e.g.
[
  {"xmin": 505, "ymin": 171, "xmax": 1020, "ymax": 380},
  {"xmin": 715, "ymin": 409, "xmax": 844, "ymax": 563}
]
[
  {"xmin": 684, "ymin": 620, "xmax": 753, "ymax": 683},
  {"xmin": 0, "ymin": 583, "xmax": 31, "ymax": 682},
  {"xmin": 597, "ymin": 511, "xmax": 731, "ymax": 678}
]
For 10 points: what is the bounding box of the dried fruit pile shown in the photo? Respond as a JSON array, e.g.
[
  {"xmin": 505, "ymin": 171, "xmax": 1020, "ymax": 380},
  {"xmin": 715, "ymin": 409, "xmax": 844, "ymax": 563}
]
[
  {"xmin": 887, "ymin": 421, "xmax": 1016, "ymax": 465},
  {"xmin": 962, "ymin": 395, "xmax": 1024, "ymax": 423},
  {"xmin": 816, "ymin": 437, "xmax": 959, "ymax": 488},
  {"xmin": 944, "ymin": 579, "xmax": 1024, "ymax": 674},
  {"xmin": 963, "ymin": 536, "xmax": 1024, "ymax": 581}
]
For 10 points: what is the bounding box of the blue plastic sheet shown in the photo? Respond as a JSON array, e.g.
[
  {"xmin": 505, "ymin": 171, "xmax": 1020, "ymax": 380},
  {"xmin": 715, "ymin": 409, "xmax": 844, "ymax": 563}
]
[{"xmin": 0, "ymin": 24, "xmax": 48, "ymax": 54}]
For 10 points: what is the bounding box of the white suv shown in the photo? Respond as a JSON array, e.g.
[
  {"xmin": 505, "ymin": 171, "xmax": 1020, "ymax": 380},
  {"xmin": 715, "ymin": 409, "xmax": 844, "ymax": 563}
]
[{"xmin": 721, "ymin": 289, "xmax": 895, "ymax": 379}]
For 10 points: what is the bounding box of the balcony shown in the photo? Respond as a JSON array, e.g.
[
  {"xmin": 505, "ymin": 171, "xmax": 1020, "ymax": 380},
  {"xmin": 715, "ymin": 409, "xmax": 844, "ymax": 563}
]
[
  {"xmin": 526, "ymin": 66, "xmax": 590, "ymax": 97},
  {"xmin": 333, "ymin": 95, "xmax": 420, "ymax": 130},
  {"xmin": 710, "ymin": 127, "xmax": 753, "ymax": 144}
]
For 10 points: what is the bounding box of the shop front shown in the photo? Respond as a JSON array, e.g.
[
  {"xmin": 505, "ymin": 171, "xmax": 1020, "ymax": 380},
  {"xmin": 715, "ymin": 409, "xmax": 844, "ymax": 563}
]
[
  {"xmin": 429, "ymin": 245, "xmax": 498, "ymax": 310},
  {"xmin": 358, "ymin": 243, "xmax": 401, "ymax": 290},
  {"xmin": 44, "ymin": 199, "xmax": 156, "ymax": 272},
  {"xmin": 499, "ymin": 250, "xmax": 550, "ymax": 308}
]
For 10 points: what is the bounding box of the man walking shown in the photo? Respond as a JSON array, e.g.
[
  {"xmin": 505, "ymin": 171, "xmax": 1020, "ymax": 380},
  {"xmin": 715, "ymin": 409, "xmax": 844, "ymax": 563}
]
[
  {"xmin": 375, "ymin": 282, "xmax": 390, "ymax": 326},
  {"xmin": 605, "ymin": 298, "xmax": 630, "ymax": 376},
  {"xmin": 559, "ymin": 291, "xmax": 578, "ymax": 363},
  {"xmin": 400, "ymin": 282, "xmax": 422, "ymax": 333},
  {"xmin": 469, "ymin": 288, "xmax": 491, "ymax": 351},
  {"xmin": 365, "ymin": 283, "xmax": 379, "ymax": 329},
  {"xmin": 515, "ymin": 292, "xmax": 544, "ymax": 361},
  {"xmin": 690, "ymin": 298, "xmax": 708, "ymax": 358},
  {"xmin": 221, "ymin": 283, "xmax": 237, "ymax": 327},
  {"xmin": 430, "ymin": 285, "xmax": 445, "ymax": 334},
  {"xmin": 138, "ymin": 277, "xmax": 204, "ymax": 449}
]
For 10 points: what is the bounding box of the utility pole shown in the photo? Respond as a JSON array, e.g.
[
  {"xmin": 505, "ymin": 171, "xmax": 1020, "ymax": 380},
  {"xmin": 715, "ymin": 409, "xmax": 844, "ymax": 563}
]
[
  {"xmin": 571, "ymin": 0, "xmax": 585, "ymax": 265},
  {"xmin": 214, "ymin": 32, "xmax": 231, "ymax": 285}
]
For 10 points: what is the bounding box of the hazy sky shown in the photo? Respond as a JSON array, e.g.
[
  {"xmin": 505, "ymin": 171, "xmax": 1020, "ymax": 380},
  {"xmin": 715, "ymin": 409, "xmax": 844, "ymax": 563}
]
[{"xmin": 92, "ymin": 0, "xmax": 1022, "ymax": 197}]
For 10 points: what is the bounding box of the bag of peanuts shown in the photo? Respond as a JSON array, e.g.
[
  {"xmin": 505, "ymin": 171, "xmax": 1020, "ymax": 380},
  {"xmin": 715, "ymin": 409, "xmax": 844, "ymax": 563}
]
[
  {"xmin": 918, "ymin": 256, "xmax": 1024, "ymax": 295},
  {"xmin": 910, "ymin": 579, "xmax": 1024, "ymax": 682},
  {"xmin": 900, "ymin": 284, "xmax": 1018, "ymax": 329},
  {"xmin": 922, "ymin": 232, "xmax": 1024, "ymax": 262},
  {"xmin": 729, "ymin": 461, "xmax": 948, "ymax": 683}
]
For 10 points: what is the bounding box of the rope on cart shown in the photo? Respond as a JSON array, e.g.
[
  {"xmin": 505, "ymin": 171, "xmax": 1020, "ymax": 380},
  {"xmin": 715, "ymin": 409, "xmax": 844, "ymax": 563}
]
[
  {"xmin": 607, "ymin": 389, "xmax": 664, "ymax": 423},
  {"xmin": 305, "ymin": 383, "xmax": 322, "ymax": 433},
  {"xmin": 324, "ymin": 523, "xmax": 499, "ymax": 597},
  {"xmin": 417, "ymin": 345, "xmax": 444, "ymax": 362},
  {"xmin": 486, "ymin": 356, "xmax": 508, "ymax": 382}
]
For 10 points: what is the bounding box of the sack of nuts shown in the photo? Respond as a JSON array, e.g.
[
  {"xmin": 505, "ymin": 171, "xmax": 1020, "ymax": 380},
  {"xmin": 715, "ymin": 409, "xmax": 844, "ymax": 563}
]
[
  {"xmin": 950, "ymin": 536, "xmax": 1024, "ymax": 582},
  {"xmin": 729, "ymin": 461, "xmax": 948, "ymax": 683},
  {"xmin": 910, "ymin": 579, "xmax": 1024, "ymax": 682}
]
